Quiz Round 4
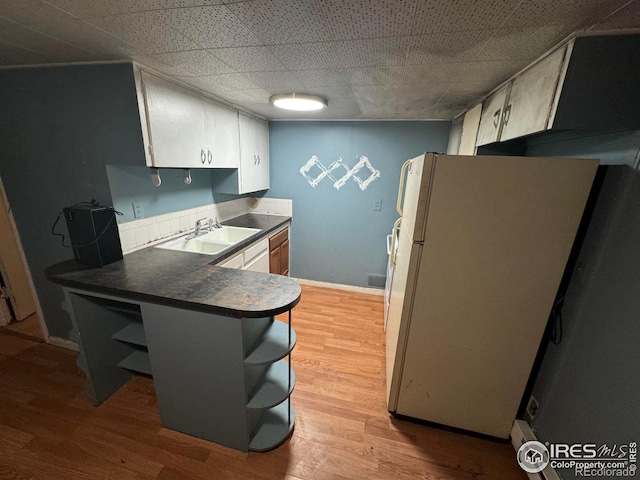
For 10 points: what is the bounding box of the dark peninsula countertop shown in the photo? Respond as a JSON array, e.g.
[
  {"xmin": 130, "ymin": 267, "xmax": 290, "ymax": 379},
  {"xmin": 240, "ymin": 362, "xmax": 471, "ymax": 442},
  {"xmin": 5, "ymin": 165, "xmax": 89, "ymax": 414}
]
[{"xmin": 45, "ymin": 214, "xmax": 300, "ymax": 318}]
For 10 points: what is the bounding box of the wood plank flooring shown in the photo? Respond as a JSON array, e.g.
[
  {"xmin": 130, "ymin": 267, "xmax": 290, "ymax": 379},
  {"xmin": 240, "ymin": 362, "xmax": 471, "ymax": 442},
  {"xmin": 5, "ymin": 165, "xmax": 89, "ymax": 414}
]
[{"xmin": 0, "ymin": 285, "xmax": 526, "ymax": 479}]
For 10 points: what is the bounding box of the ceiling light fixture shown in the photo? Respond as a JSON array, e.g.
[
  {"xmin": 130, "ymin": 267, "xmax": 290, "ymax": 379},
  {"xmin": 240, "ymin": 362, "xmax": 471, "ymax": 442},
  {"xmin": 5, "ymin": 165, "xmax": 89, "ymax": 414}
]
[{"xmin": 270, "ymin": 93, "xmax": 328, "ymax": 111}]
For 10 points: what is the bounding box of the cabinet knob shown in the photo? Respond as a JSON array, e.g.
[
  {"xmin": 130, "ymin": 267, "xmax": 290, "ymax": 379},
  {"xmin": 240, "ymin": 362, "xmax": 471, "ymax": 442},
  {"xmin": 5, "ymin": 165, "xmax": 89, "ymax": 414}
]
[
  {"xmin": 201, "ymin": 149, "xmax": 206, "ymax": 164},
  {"xmin": 493, "ymin": 109, "xmax": 501, "ymax": 128},
  {"xmin": 503, "ymin": 104, "xmax": 512, "ymax": 126},
  {"xmin": 207, "ymin": 150, "xmax": 212, "ymax": 164}
]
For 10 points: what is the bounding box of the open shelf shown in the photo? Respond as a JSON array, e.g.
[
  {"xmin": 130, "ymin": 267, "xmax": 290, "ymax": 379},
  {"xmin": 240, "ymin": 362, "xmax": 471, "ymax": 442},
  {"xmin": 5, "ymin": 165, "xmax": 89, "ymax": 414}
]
[
  {"xmin": 249, "ymin": 399, "xmax": 295, "ymax": 452},
  {"xmin": 247, "ymin": 360, "xmax": 295, "ymax": 409},
  {"xmin": 112, "ymin": 322, "xmax": 147, "ymax": 347},
  {"xmin": 118, "ymin": 350, "xmax": 152, "ymax": 376},
  {"xmin": 244, "ymin": 321, "xmax": 296, "ymax": 365}
]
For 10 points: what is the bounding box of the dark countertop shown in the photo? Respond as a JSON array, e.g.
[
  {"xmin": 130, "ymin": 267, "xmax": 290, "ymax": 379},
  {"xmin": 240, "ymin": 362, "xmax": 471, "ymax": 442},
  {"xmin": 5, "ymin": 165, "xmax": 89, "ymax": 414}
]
[{"xmin": 45, "ymin": 214, "xmax": 300, "ymax": 318}]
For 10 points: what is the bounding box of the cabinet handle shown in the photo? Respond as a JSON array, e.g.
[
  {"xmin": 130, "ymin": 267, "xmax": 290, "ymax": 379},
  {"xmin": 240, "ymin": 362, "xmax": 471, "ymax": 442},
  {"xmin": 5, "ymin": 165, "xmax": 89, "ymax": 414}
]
[
  {"xmin": 207, "ymin": 150, "xmax": 212, "ymax": 164},
  {"xmin": 257, "ymin": 154, "xmax": 260, "ymax": 165},
  {"xmin": 254, "ymin": 154, "xmax": 257, "ymax": 165},
  {"xmin": 503, "ymin": 104, "xmax": 512, "ymax": 126},
  {"xmin": 390, "ymin": 217, "xmax": 402, "ymax": 267},
  {"xmin": 200, "ymin": 149, "xmax": 206, "ymax": 164},
  {"xmin": 493, "ymin": 109, "xmax": 501, "ymax": 128}
]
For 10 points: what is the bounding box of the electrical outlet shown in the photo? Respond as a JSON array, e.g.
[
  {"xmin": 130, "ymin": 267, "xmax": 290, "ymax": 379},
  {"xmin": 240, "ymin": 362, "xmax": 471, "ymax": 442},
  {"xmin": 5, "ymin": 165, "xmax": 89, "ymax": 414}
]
[
  {"xmin": 132, "ymin": 201, "xmax": 144, "ymax": 219},
  {"xmin": 526, "ymin": 395, "xmax": 539, "ymax": 419},
  {"xmin": 373, "ymin": 199, "xmax": 382, "ymax": 211}
]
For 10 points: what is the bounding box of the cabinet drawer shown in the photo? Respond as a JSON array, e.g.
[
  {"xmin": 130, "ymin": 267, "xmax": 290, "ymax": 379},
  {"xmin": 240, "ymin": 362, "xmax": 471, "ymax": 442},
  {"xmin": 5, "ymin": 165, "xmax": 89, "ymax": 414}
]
[
  {"xmin": 244, "ymin": 239, "xmax": 268, "ymax": 265},
  {"xmin": 269, "ymin": 229, "xmax": 288, "ymax": 250},
  {"xmin": 220, "ymin": 252, "xmax": 243, "ymax": 269}
]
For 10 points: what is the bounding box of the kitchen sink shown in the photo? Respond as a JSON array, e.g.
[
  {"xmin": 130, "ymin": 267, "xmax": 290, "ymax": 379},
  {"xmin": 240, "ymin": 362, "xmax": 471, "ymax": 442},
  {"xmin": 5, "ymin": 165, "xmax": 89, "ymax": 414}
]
[
  {"xmin": 155, "ymin": 226, "xmax": 260, "ymax": 256},
  {"xmin": 198, "ymin": 226, "xmax": 259, "ymax": 244}
]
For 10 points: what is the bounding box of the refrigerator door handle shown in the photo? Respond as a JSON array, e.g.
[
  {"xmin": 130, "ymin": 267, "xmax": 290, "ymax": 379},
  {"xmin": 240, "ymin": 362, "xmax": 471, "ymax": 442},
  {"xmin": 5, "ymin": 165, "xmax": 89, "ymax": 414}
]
[
  {"xmin": 396, "ymin": 159, "xmax": 412, "ymax": 216},
  {"xmin": 386, "ymin": 234, "xmax": 392, "ymax": 255},
  {"xmin": 390, "ymin": 217, "xmax": 402, "ymax": 267}
]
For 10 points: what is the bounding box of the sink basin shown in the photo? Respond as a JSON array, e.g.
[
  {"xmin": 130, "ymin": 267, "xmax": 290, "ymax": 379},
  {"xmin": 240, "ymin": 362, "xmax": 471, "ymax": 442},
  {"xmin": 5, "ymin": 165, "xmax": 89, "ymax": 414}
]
[
  {"xmin": 199, "ymin": 226, "xmax": 260, "ymax": 244},
  {"xmin": 155, "ymin": 226, "xmax": 260, "ymax": 256}
]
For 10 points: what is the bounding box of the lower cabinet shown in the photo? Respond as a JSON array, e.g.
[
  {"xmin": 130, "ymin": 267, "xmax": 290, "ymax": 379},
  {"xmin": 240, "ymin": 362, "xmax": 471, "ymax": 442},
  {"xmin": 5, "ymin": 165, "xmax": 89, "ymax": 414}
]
[
  {"xmin": 269, "ymin": 227, "xmax": 290, "ymax": 276},
  {"xmin": 220, "ymin": 238, "xmax": 269, "ymax": 273},
  {"xmin": 64, "ymin": 288, "xmax": 296, "ymax": 453}
]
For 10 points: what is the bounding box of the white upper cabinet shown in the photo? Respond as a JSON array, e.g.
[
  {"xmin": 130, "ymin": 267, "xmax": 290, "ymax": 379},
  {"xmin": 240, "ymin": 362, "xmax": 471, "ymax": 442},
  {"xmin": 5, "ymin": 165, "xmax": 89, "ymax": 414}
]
[
  {"xmin": 203, "ymin": 100, "xmax": 240, "ymax": 168},
  {"xmin": 476, "ymin": 85, "xmax": 510, "ymax": 146},
  {"xmin": 238, "ymin": 113, "xmax": 269, "ymax": 193},
  {"xmin": 138, "ymin": 70, "xmax": 239, "ymax": 168},
  {"xmin": 500, "ymin": 46, "xmax": 567, "ymax": 142},
  {"xmin": 475, "ymin": 34, "xmax": 640, "ymax": 147}
]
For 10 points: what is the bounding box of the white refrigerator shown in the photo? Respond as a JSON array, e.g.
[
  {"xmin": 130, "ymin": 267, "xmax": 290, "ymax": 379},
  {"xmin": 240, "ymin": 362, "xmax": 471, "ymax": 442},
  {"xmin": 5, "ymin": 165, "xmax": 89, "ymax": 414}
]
[{"xmin": 386, "ymin": 153, "xmax": 598, "ymax": 439}]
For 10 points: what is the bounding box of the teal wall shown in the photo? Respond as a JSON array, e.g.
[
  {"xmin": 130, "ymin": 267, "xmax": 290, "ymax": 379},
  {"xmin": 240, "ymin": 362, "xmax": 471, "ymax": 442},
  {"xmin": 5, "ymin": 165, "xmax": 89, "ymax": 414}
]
[
  {"xmin": 0, "ymin": 63, "xmax": 145, "ymax": 339},
  {"xmin": 106, "ymin": 165, "xmax": 216, "ymax": 223},
  {"xmin": 267, "ymin": 121, "xmax": 450, "ymax": 287},
  {"xmin": 524, "ymin": 130, "xmax": 640, "ymax": 480}
]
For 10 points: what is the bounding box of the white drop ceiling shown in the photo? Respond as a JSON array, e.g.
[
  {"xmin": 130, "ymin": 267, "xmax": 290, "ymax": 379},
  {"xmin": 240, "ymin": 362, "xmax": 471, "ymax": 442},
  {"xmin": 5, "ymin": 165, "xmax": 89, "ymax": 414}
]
[{"xmin": 1, "ymin": 0, "xmax": 639, "ymax": 120}]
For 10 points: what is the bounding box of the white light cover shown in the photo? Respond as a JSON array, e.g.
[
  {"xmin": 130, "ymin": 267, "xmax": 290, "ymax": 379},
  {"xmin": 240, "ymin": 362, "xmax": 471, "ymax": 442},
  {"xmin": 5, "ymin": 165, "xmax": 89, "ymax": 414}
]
[{"xmin": 270, "ymin": 93, "xmax": 327, "ymax": 111}]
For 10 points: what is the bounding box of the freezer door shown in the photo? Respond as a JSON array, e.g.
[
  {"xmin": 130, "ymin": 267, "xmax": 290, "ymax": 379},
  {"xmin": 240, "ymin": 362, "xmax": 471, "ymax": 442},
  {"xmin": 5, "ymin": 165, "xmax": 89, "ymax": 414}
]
[
  {"xmin": 394, "ymin": 154, "xmax": 598, "ymax": 438},
  {"xmin": 399, "ymin": 153, "xmax": 436, "ymax": 243},
  {"xmin": 385, "ymin": 218, "xmax": 423, "ymax": 411}
]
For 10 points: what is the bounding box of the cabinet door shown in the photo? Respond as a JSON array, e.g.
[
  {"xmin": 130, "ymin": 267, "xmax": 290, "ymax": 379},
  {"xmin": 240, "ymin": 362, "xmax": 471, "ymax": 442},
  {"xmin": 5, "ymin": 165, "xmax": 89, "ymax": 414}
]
[
  {"xmin": 203, "ymin": 100, "xmax": 240, "ymax": 168},
  {"xmin": 500, "ymin": 46, "xmax": 567, "ymax": 142},
  {"xmin": 281, "ymin": 239, "xmax": 289, "ymax": 276},
  {"xmin": 475, "ymin": 85, "xmax": 509, "ymax": 147},
  {"xmin": 140, "ymin": 71, "xmax": 206, "ymax": 168},
  {"xmin": 244, "ymin": 250, "xmax": 269, "ymax": 273},
  {"xmin": 459, "ymin": 103, "xmax": 482, "ymax": 155},
  {"xmin": 238, "ymin": 114, "xmax": 270, "ymax": 194},
  {"xmin": 269, "ymin": 246, "xmax": 281, "ymax": 275},
  {"xmin": 220, "ymin": 252, "xmax": 243, "ymax": 269}
]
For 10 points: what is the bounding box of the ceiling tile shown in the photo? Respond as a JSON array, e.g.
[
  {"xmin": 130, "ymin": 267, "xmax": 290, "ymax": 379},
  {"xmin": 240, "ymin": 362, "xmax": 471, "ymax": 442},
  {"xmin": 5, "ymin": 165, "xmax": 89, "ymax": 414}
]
[
  {"xmin": 225, "ymin": 89, "xmax": 271, "ymax": 104},
  {"xmin": 180, "ymin": 72, "xmax": 260, "ymax": 92},
  {"xmin": 293, "ymin": 68, "xmax": 353, "ymax": 87},
  {"xmin": 168, "ymin": 6, "xmax": 264, "ymax": 48},
  {"xmin": 318, "ymin": 0, "xmax": 418, "ymax": 40},
  {"xmin": 243, "ymin": 70, "xmax": 307, "ymax": 90},
  {"xmin": 226, "ymin": 0, "xmax": 332, "ymax": 45},
  {"xmin": 506, "ymin": 0, "xmax": 631, "ymax": 29},
  {"xmin": 0, "ymin": 39, "xmax": 49, "ymax": 65},
  {"xmin": 412, "ymin": 0, "xmax": 521, "ymax": 35},
  {"xmin": 406, "ymin": 30, "xmax": 495, "ymax": 65},
  {"xmin": 210, "ymin": 46, "xmax": 287, "ymax": 72},
  {"xmin": 84, "ymin": 10, "xmax": 200, "ymax": 54},
  {"xmin": 446, "ymin": 60, "xmax": 528, "ymax": 86},
  {"xmin": 467, "ymin": 25, "xmax": 569, "ymax": 61},
  {"xmin": 332, "ymin": 37, "xmax": 409, "ymax": 68},
  {"xmin": 0, "ymin": 0, "xmax": 137, "ymax": 57},
  {"xmin": 347, "ymin": 65, "xmax": 407, "ymax": 86},
  {"xmin": 399, "ymin": 63, "xmax": 467, "ymax": 84},
  {"xmin": 146, "ymin": 49, "xmax": 235, "ymax": 76},
  {"xmin": 269, "ymin": 42, "xmax": 341, "ymax": 70},
  {"xmin": 42, "ymin": 0, "xmax": 224, "ymax": 19},
  {"xmin": 0, "ymin": 17, "xmax": 98, "ymax": 62},
  {"xmin": 587, "ymin": 0, "xmax": 640, "ymax": 30},
  {"xmin": 352, "ymin": 85, "xmax": 399, "ymax": 116}
]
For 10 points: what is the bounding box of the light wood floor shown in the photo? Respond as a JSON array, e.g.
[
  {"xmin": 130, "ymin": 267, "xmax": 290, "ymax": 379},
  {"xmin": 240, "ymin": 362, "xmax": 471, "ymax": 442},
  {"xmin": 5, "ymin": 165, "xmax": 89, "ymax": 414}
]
[{"xmin": 0, "ymin": 285, "xmax": 526, "ymax": 479}]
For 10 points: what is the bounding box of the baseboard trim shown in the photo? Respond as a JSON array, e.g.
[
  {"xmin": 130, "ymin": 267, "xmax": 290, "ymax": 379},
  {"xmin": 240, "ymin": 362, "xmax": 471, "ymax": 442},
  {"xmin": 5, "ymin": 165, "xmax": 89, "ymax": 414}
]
[
  {"xmin": 47, "ymin": 336, "xmax": 79, "ymax": 352},
  {"xmin": 511, "ymin": 420, "xmax": 561, "ymax": 480},
  {"xmin": 294, "ymin": 278, "xmax": 385, "ymax": 296}
]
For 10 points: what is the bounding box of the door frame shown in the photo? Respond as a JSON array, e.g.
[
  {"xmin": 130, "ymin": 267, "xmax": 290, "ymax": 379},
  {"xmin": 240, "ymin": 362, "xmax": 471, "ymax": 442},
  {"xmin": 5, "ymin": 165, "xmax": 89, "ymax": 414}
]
[{"xmin": 0, "ymin": 175, "xmax": 49, "ymax": 339}]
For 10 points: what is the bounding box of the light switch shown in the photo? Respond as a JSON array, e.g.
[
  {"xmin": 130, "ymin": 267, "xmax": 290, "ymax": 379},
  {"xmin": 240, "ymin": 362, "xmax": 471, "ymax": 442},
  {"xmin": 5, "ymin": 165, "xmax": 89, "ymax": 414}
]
[
  {"xmin": 132, "ymin": 201, "xmax": 144, "ymax": 218},
  {"xmin": 373, "ymin": 199, "xmax": 382, "ymax": 211}
]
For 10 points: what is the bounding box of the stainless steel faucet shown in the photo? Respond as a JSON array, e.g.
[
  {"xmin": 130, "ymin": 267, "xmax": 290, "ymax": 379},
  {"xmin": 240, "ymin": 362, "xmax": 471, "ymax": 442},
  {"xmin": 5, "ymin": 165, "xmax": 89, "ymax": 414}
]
[
  {"xmin": 211, "ymin": 217, "xmax": 222, "ymax": 229},
  {"xmin": 186, "ymin": 217, "xmax": 209, "ymax": 239}
]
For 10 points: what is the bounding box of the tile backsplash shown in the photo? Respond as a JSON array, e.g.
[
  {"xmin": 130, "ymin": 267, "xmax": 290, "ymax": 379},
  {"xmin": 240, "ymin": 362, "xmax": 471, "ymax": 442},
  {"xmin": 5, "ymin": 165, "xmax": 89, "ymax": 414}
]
[{"xmin": 118, "ymin": 197, "xmax": 292, "ymax": 255}]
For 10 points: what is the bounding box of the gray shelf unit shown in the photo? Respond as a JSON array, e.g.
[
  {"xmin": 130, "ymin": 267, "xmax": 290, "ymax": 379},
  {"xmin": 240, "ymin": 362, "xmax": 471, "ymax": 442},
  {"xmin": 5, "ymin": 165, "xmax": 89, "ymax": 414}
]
[
  {"xmin": 65, "ymin": 290, "xmax": 149, "ymax": 405},
  {"xmin": 64, "ymin": 287, "xmax": 297, "ymax": 452}
]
